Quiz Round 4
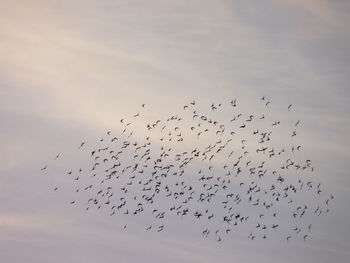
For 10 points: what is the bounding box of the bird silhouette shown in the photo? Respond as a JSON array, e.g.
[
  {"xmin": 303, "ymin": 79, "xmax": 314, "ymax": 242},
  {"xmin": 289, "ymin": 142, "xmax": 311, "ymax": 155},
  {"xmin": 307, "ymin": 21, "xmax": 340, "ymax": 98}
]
[{"xmin": 42, "ymin": 97, "xmax": 334, "ymax": 244}]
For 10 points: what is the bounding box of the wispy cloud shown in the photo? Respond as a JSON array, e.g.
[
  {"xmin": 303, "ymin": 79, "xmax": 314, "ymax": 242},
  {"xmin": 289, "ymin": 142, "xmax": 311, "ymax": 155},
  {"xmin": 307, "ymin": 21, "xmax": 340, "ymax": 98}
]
[{"xmin": 0, "ymin": 1, "xmax": 349, "ymax": 262}]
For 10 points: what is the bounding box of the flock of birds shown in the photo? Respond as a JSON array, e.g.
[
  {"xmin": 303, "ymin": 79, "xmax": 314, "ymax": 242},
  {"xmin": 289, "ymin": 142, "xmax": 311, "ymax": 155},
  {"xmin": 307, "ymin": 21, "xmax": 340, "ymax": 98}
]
[{"xmin": 41, "ymin": 97, "xmax": 334, "ymax": 243}]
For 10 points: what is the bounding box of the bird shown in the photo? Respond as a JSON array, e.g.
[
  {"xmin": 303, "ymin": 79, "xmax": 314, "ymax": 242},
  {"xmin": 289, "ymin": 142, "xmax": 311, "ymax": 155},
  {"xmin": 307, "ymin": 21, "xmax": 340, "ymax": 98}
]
[
  {"xmin": 42, "ymin": 97, "xmax": 333, "ymax": 245},
  {"xmin": 230, "ymin": 99, "xmax": 237, "ymax": 107},
  {"xmin": 308, "ymin": 224, "xmax": 312, "ymax": 232}
]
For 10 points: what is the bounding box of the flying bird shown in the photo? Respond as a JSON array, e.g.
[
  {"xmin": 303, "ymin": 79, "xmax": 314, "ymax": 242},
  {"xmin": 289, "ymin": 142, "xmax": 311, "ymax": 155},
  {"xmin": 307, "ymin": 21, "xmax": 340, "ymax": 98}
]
[{"xmin": 42, "ymin": 96, "xmax": 333, "ymax": 244}]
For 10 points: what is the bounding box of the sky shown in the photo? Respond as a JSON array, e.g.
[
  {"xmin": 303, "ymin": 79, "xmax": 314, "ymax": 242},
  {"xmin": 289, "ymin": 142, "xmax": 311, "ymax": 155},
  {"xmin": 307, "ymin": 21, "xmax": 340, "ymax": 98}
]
[{"xmin": 1, "ymin": 0, "xmax": 350, "ymax": 262}]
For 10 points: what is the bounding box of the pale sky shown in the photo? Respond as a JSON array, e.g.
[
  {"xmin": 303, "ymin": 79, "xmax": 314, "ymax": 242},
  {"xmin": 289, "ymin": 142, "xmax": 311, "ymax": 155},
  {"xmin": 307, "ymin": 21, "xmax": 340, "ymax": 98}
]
[{"xmin": 1, "ymin": 1, "xmax": 350, "ymax": 262}]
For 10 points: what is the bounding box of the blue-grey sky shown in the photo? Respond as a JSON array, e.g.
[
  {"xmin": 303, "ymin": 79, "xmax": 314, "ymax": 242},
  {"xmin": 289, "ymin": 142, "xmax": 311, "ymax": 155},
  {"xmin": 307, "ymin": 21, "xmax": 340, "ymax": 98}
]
[{"xmin": 1, "ymin": 1, "xmax": 350, "ymax": 262}]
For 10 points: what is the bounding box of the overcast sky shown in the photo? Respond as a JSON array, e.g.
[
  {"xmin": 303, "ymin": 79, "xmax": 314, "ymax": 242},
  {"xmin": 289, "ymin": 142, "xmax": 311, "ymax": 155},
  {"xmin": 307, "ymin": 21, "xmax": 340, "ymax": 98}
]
[{"xmin": 1, "ymin": 1, "xmax": 350, "ymax": 262}]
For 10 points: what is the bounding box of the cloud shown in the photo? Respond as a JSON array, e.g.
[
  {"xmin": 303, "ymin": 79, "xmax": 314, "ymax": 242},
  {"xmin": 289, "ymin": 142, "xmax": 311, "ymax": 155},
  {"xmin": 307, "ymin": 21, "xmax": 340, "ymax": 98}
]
[{"xmin": 0, "ymin": 1, "xmax": 349, "ymax": 263}]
